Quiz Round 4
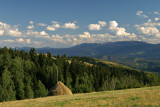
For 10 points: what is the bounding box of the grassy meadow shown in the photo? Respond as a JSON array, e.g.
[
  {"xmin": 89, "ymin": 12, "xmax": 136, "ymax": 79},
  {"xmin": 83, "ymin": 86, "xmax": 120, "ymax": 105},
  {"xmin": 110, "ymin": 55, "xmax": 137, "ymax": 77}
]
[{"xmin": 0, "ymin": 86, "xmax": 160, "ymax": 107}]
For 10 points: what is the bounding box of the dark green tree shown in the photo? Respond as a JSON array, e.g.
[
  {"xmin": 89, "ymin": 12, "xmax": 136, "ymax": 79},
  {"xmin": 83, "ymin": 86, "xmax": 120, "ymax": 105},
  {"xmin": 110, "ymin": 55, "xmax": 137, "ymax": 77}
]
[
  {"xmin": 0, "ymin": 68, "xmax": 16, "ymax": 101},
  {"xmin": 34, "ymin": 80, "xmax": 48, "ymax": 98}
]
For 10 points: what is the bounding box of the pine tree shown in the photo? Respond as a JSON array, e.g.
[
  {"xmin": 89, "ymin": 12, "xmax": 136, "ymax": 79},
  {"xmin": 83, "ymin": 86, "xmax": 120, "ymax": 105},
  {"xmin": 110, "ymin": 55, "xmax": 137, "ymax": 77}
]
[
  {"xmin": 9, "ymin": 58, "xmax": 25, "ymax": 100},
  {"xmin": 24, "ymin": 74, "xmax": 34, "ymax": 99},
  {"xmin": 0, "ymin": 68, "xmax": 16, "ymax": 101},
  {"xmin": 34, "ymin": 80, "xmax": 48, "ymax": 98}
]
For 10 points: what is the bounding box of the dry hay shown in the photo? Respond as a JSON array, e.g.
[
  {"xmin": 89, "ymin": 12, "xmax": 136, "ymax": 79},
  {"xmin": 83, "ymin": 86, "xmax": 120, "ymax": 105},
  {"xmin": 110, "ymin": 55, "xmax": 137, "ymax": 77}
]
[{"xmin": 48, "ymin": 81, "xmax": 72, "ymax": 96}]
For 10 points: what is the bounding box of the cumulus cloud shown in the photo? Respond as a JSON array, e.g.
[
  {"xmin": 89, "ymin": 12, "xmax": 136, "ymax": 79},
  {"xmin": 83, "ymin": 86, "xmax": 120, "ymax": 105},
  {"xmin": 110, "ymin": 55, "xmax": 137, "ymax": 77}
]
[
  {"xmin": 51, "ymin": 21, "xmax": 59, "ymax": 24},
  {"xmin": 88, "ymin": 21, "xmax": 106, "ymax": 31},
  {"xmin": 139, "ymin": 20, "xmax": 160, "ymax": 27},
  {"xmin": 48, "ymin": 30, "xmax": 138, "ymax": 47},
  {"xmin": 155, "ymin": 18, "xmax": 160, "ymax": 22},
  {"xmin": 109, "ymin": 21, "xmax": 118, "ymax": 28},
  {"xmin": 51, "ymin": 34, "xmax": 63, "ymax": 42},
  {"xmin": 46, "ymin": 22, "xmax": 61, "ymax": 31},
  {"xmin": 154, "ymin": 11, "xmax": 160, "ymax": 15},
  {"xmin": 109, "ymin": 21, "xmax": 136, "ymax": 37},
  {"xmin": 137, "ymin": 27, "xmax": 159, "ymax": 36},
  {"xmin": 40, "ymin": 31, "xmax": 47, "ymax": 35},
  {"xmin": 16, "ymin": 38, "xmax": 31, "ymax": 44},
  {"xmin": 26, "ymin": 30, "xmax": 50, "ymax": 38},
  {"xmin": 79, "ymin": 32, "xmax": 91, "ymax": 38},
  {"xmin": 26, "ymin": 39, "xmax": 31, "ymax": 43},
  {"xmin": 29, "ymin": 21, "xmax": 34, "ymax": 24},
  {"xmin": 136, "ymin": 11, "xmax": 148, "ymax": 18},
  {"xmin": 3, "ymin": 39, "xmax": 14, "ymax": 43},
  {"xmin": 26, "ymin": 30, "xmax": 39, "ymax": 36},
  {"xmin": 135, "ymin": 18, "xmax": 160, "ymax": 38},
  {"xmin": 0, "ymin": 30, "xmax": 4, "ymax": 36},
  {"xmin": 16, "ymin": 38, "xmax": 24, "ymax": 42},
  {"xmin": 8, "ymin": 29, "xmax": 22, "ymax": 37},
  {"xmin": 46, "ymin": 26, "xmax": 56, "ymax": 31},
  {"xmin": 15, "ymin": 38, "xmax": 31, "ymax": 44},
  {"xmin": 39, "ymin": 31, "xmax": 50, "ymax": 38},
  {"xmin": 63, "ymin": 23, "xmax": 78, "ymax": 30},
  {"xmin": 27, "ymin": 25, "xmax": 34, "ymax": 29},
  {"xmin": 88, "ymin": 24, "xmax": 101, "ymax": 30},
  {"xmin": 0, "ymin": 22, "xmax": 22, "ymax": 37},
  {"xmin": 98, "ymin": 21, "xmax": 107, "ymax": 27},
  {"xmin": 52, "ymin": 23, "xmax": 60, "ymax": 28},
  {"xmin": 37, "ymin": 23, "xmax": 47, "ymax": 26}
]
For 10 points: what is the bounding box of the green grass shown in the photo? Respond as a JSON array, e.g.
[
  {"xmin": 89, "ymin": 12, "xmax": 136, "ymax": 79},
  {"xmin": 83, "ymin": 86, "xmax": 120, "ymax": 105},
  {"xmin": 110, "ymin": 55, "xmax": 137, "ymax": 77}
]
[{"xmin": 0, "ymin": 86, "xmax": 160, "ymax": 107}]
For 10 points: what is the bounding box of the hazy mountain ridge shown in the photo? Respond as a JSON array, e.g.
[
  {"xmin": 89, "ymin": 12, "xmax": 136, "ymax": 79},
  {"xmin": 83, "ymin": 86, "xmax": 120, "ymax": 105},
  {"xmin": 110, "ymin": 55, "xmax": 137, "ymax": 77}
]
[{"xmin": 17, "ymin": 41, "xmax": 160, "ymax": 60}]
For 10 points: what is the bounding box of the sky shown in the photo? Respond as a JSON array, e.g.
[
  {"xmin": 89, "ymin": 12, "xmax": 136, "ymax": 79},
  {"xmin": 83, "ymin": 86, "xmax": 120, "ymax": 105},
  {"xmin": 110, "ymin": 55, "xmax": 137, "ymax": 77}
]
[{"xmin": 0, "ymin": 0, "xmax": 160, "ymax": 48}]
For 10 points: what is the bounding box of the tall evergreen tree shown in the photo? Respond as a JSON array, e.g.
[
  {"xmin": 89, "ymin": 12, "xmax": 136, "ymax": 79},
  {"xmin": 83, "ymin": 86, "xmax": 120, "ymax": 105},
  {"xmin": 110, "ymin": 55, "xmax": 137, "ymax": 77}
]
[
  {"xmin": 34, "ymin": 80, "xmax": 48, "ymax": 98},
  {"xmin": 0, "ymin": 68, "xmax": 16, "ymax": 101}
]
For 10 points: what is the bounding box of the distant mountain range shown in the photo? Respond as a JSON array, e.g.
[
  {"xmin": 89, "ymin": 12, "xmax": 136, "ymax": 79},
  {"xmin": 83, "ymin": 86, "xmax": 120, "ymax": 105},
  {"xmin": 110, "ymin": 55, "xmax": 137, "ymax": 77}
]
[{"xmin": 18, "ymin": 41, "xmax": 160, "ymax": 60}]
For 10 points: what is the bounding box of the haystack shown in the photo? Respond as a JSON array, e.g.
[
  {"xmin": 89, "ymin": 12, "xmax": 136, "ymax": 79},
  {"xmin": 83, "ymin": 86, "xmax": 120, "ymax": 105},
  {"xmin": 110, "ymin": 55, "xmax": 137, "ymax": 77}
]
[{"xmin": 48, "ymin": 81, "xmax": 72, "ymax": 96}]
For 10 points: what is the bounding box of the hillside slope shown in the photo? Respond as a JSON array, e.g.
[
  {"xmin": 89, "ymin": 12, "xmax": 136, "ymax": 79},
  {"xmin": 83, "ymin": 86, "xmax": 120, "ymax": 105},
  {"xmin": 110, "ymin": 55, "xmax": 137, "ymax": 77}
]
[
  {"xmin": 0, "ymin": 47, "xmax": 159, "ymax": 102},
  {"xmin": 18, "ymin": 41, "xmax": 160, "ymax": 73},
  {"xmin": 0, "ymin": 86, "xmax": 160, "ymax": 107}
]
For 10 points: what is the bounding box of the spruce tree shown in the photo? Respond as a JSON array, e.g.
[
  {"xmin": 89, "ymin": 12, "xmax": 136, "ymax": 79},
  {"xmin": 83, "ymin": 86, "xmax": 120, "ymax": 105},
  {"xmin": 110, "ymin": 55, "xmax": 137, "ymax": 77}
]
[
  {"xmin": 34, "ymin": 80, "xmax": 48, "ymax": 98},
  {"xmin": 0, "ymin": 68, "xmax": 16, "ymax": 101}
]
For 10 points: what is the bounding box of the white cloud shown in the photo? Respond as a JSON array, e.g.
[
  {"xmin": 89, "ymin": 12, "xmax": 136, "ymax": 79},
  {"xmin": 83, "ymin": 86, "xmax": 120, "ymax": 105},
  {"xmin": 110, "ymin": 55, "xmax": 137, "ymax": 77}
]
[
  {"xmin": 46, "ymin": 22, "xmax": 60, "ymax": 31},
  {"xmin": 109, "ymin": 21, "xmax": 135, "ymax": 37},
  {"xmin": 16, "ymin": 38, "xmax": 24, "ymax": 42},
  {"xmin": 8, "ymin": 29, "xmax": 22, "ymax": 37},
  {"xmin": 63, "ymin": 23, "xmax": 78, "ymax": 30},
  {"xmin": 88, "ymin": 24, "xmax": 101, "ymax": 30},
  {"xmin": 109, "ymin": 21, "xmax": 118, "ymax": 28},
  {"xmin": 79, "ymin": 32, "xmax": 91, "ymax": 38},
  {"xmin": 137, "ymin": 27, "xmax": 159, "ymax": 36},
  {"xmin": 46, "ymin": 26, "xmax": 56, "ymax": 31},
  {"xmin": 155, "ymin": 18, "xmax": 160, "ymax": 22},
  {"xmin": 142, "ymin": 21, "xmax": 160, "ymax": 27},
  {"xmin": 51, "ymin": 34, "xmax": 64, "ymax": 42},
  {"xmin": 88, "ymin": 21, "xmax": 106, "ymax": 31},
  {"xmin": 0, "ymin": 30, "xmax": 4, "ymax": 36},
  {"xmin": 27, "ymin": 25, "xmax": 34, "ymax": 29},
  {"xmin": 0, "ymin": 22, "xmax": 22, "ymax": 37},
  {"xmin": 29, "ymin": 21, "xmax": 34, "ymax": 24},
  {"xmin": 26, "ymin": 30, "xmax": 39, "ymax": 36},
  {"xmin": 51, "ymin": 21, "xmax": 59, "ymax": 24},
  {"xmin": 98, "ymin": 21, "xmax": 107, "ymax": 27},
  {"xmin": 40, "ymin": 31, "xmax": 47, "ymax": 35},
  {"xmin": 40, "ymin": 31, "xmax": 50, "ymax": 38},
  {"xmin": 3, "ymin": 39, "xmax": 14, "ymax": 43},
  {"xmin": 136, "ymin": 11, "xmax": 143, "ymax": 16},
  {"xmin": 48, "ymin": 30, "xmax": 137, "ymax": 47},
  {"xmin": 52, "ymin": 23, "xmax": 60, "ymax": 28},
  {"xmin": 16, "ymin": 38, "xmax": 31, "ymax": 44},
  {"xmin": 154, "ymin": 11, "xmax": 160, "ymax": 15},
  {"xmin": 26, "ymin": 30, "xmax": 50, "ymax": 39},
  {"xmin": 135, "ymin": 18, "xmax": 160, "ymax": 39},
  {"xmin": 136, "ymin": 11, "xmax": 148, "ymax": 18},
  {"xmin": 37, "ymin": 23, "xmax": 47, "ymax": 26},
  {"xmin": 26, "ymin": 39, "xmax": 31, "ymax": 43}
]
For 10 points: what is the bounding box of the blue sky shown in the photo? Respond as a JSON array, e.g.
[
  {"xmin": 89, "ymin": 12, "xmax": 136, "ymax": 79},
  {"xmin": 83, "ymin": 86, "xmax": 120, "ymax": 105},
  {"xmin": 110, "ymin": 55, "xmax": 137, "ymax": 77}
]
[{"xmin": 0, "ymin": 0, "xmax": 160, "ymax": 48}]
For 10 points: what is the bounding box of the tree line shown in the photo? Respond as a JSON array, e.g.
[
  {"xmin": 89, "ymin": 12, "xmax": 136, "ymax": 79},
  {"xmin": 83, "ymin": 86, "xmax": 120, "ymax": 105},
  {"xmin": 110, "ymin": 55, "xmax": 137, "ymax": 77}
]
[{"xmin": 0, "ymin": 47, "xmax": 159, "ymax": 102}]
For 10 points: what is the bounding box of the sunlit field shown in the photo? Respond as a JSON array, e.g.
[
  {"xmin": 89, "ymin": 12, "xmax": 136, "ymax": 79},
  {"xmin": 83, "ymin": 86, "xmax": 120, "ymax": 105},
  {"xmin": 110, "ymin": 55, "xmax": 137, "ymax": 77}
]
[{"xmin": 0, "ymin": 86, "xmax": 160, "ymax": 107}]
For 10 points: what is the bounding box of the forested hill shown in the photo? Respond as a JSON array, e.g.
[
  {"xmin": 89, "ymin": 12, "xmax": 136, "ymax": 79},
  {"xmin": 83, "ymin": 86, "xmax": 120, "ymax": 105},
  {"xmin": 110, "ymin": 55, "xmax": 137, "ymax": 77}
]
[
  {"xmin": 0, "ymin": 47, "xmax": 160, "ymax": 102},
  {"xmin": 17, "ymin": 41, "xmax": 160, "ymax": 74}
]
